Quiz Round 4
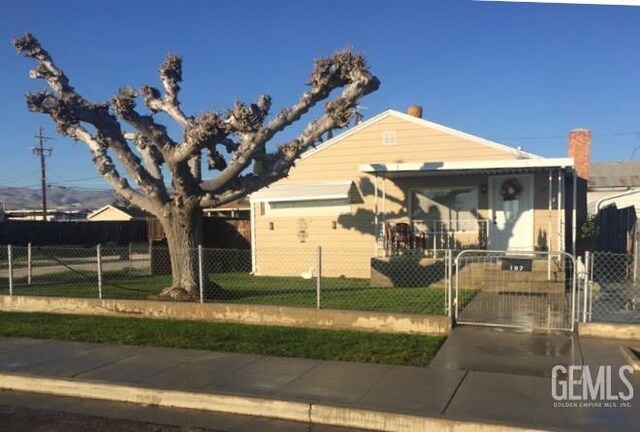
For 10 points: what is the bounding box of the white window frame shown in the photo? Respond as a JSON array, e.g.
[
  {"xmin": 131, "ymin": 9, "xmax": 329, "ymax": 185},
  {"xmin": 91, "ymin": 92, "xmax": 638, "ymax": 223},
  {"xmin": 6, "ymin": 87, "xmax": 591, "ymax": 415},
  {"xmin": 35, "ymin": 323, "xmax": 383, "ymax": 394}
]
[
  {"xmin": 408, "ymin": 186, "xmax": 480, "ymax": 232},
  {"xmin": 264, "ymin": 198, "xmax": 351, "ymax": 217}
]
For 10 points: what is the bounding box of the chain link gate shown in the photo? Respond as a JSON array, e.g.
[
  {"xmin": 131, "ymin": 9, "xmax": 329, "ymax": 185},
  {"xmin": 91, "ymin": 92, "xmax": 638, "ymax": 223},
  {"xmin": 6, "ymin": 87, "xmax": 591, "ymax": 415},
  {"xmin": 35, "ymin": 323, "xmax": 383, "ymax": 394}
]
[{"xmin": 453, "ymin": 250, "xmax": 577, "ymax": 332}]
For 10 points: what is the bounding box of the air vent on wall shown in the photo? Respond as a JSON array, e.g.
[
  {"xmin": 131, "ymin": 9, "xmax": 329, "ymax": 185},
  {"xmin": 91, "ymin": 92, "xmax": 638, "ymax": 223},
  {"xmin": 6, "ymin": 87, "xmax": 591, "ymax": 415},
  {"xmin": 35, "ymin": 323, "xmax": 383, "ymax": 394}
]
[{"xmin": 382, "ymin": 131, "xmax": 396, "ymax": 145}]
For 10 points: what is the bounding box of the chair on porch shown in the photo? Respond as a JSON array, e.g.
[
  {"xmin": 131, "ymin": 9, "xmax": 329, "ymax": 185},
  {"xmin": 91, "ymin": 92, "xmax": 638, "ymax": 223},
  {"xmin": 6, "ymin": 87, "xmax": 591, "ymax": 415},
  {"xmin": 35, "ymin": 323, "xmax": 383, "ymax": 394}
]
[
  {"xmin": 394, "ymin": 222, "xmax": 411, "ymax": 251},
  {"xmin": 384, "ymin": 222, "xmax": 410, "ymax": 255}
]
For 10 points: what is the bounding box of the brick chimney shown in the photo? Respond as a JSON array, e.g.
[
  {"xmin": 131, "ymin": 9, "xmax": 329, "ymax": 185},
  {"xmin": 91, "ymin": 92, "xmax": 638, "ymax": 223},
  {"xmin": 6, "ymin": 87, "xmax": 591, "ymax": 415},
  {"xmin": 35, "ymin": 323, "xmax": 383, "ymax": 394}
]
[
  {"xmin": 568, "ymin": 128, "xmax": 591, "ymax": 180},
  {"xmin": 407, "ymin": 105, "xmax": 423, "ymax": 118}
]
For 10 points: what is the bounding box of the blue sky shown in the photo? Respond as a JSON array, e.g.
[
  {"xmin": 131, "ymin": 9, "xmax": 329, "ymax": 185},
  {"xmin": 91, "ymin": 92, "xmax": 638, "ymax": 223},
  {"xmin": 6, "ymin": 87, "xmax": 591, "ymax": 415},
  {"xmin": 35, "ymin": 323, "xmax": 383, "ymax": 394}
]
[{"xmin": 1, "ymin": 0, "xmax": 639, "ymax": 190}]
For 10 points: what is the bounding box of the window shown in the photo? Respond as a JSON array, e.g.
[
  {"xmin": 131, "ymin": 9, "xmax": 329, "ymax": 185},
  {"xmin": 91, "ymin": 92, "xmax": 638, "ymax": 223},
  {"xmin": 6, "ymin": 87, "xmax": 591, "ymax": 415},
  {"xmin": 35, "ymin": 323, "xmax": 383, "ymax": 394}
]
[
  {"xmin": 410, "ymin": 187, "xmax": 479, "ymax": 231},
  {"xmin": 265, "ymin": 198, "xmax": 350, "ymax": 217},
  {"xmin": 382, "ymin": 131, "xmax": 396, "ymax": 145}
]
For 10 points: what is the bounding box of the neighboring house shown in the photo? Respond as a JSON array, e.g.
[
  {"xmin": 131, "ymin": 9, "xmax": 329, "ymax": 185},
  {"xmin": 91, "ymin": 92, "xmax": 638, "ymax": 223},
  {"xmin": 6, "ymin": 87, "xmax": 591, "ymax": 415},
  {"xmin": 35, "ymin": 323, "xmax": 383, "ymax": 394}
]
[
  {"xmin": 588, "ymin": 161, "xmax": 640, "ymax": 218},
  {"xmin": 87, "ymin": 204, "xmax": 151, "ymax": 221},
  {"xmin": 203, "ymin": 198, "xmax": 250, "ymax": 219},
  {"xmin": 250, "ymin": 108, "xmax": 586, "ymax": 278},
  {"xmin": 4, "ymin": 209, "xmax": 89, "ymax": 221}
]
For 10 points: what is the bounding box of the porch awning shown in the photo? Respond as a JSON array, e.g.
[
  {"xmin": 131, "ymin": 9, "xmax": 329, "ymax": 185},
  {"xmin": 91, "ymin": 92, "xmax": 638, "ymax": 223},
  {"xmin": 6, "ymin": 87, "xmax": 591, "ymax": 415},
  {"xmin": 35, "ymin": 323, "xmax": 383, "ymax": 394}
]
[
  {"xmin": 359, "ymin": 158, "xmax": 574, "ymax": 178},
  {"xmin": 249, "ymin": 181, "xmax": 352, "ymax": 203}
]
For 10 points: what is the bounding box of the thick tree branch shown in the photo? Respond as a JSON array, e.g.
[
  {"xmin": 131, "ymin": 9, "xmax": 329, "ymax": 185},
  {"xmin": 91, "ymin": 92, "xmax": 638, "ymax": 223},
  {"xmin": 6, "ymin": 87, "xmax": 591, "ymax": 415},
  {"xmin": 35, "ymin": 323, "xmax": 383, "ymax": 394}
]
[
  {"xmin": 124, "ymin": 132, "xmax": 164, "ymax": 181},
  {"xmin": 14, "ymin": 34, "xmax": 170, "ymax": 205},
  {"xmin": 140, "ymin": 54, "xmax": 190, "ymax": 128},
  {"xmin": 15, "ymin": 34, "xmax": 379, "ymax": 221},
  {"xmin": 113, "ymin": 87, "xmax": 179, "ymax": 157},
  {"xmin": 200, "ymin": 49, "xmax": 379, "ymax": 195}
]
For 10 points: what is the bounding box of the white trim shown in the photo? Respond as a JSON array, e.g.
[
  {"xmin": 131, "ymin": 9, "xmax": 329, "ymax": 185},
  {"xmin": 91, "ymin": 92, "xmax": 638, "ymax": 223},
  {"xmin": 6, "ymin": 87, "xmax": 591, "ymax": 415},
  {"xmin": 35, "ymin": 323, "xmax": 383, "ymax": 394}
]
[
  {"xmin": 360, "ymin": 157, "xmax": 574, "ymax": 174},
  {"xmin": 595, "ymin": 188, "xmax": 640, "ymax": 212},
  {"xmin": 249, "ymin": 181, "xmax": 352, "ymax": 203},
  {"xmin": 301, "ymin": 109, "xmax": 544, "ymax": 161},
  {"xmin": 264, "ymin": 199, "xmax": 351, "ymax": 217}
]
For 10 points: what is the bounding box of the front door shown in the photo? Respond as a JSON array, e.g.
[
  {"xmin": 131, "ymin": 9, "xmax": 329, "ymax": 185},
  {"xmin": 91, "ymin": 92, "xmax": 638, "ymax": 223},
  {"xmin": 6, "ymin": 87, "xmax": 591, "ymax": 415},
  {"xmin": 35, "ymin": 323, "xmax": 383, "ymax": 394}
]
[{"xmin": 488, "ymin": 174, "xmax": 534, "ymax": 252}]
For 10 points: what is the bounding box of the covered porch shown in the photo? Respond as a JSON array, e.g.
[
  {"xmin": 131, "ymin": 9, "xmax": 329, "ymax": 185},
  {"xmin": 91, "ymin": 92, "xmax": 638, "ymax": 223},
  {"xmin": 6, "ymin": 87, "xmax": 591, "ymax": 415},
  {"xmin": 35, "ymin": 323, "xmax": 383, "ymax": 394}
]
[{"xmin": 360, "ymin": 157, "xmax": 579, "ymax": 258}]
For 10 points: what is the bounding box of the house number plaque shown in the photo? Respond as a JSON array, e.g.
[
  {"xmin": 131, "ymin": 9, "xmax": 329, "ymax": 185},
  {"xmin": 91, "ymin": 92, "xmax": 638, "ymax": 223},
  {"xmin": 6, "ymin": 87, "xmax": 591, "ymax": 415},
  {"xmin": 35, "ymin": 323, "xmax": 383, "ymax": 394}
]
[{"xmin": 501, "ymin": 258, "xmax": 532, "ymax": 272}]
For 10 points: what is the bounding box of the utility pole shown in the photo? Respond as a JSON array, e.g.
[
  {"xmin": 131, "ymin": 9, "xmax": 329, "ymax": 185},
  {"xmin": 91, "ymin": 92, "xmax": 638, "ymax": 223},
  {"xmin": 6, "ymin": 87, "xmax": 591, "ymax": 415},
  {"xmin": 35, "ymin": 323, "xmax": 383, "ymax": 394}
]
[{"xmin": 32, "ymin": 127, "xmax": 53, "ymax": 221}]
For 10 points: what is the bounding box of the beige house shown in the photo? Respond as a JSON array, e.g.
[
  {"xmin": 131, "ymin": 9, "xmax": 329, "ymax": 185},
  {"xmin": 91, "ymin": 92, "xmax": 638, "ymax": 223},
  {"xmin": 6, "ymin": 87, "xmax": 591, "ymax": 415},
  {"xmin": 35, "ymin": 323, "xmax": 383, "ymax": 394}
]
[
  {"xmin": 250, "ymin": 109, "xmax": 584, "ymax": 278},
  {"xmin": 87, "ymin": 204, "xmax": 150, "ymax": 222}
]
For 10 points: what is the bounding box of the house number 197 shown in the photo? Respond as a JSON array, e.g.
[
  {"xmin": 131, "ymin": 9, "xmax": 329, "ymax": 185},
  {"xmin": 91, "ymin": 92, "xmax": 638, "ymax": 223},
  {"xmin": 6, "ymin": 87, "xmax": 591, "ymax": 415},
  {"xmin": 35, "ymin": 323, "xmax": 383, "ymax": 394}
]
[{"xmin": 501, "ymin": 259, "xmax": 532, "ymax": 272}]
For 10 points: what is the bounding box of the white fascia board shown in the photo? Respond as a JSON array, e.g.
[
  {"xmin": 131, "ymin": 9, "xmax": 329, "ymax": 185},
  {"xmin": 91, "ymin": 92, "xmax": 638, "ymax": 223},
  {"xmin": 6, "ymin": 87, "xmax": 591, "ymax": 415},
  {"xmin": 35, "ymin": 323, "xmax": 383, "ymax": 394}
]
[{"xmin": 359, "ymin": 157, "xmax": 574, "ymax": 173}]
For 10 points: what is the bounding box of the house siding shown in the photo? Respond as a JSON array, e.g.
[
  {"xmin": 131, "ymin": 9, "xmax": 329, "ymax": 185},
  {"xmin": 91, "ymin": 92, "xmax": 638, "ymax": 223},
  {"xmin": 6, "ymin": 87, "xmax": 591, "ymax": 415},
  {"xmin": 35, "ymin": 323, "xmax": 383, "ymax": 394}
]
[{"xmin": 253, "ymin": 113, "xmax": 555, "ymax": 277}]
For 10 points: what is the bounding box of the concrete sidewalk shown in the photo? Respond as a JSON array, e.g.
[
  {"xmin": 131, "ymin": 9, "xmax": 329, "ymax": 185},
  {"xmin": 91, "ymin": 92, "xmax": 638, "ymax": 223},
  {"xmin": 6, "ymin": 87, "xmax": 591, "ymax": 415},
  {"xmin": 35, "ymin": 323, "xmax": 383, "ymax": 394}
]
[{"xmin": 0, "ymin": 329, "xmax": 638, "ymax": 431}]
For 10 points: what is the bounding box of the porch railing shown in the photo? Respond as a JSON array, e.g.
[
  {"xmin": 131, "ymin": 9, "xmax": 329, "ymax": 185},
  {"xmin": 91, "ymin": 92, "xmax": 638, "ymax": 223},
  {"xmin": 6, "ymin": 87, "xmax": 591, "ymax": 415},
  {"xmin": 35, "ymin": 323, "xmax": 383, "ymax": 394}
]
[{"xmin": 377, "ymin": 219, "xmax": 489, "ymax": 257}]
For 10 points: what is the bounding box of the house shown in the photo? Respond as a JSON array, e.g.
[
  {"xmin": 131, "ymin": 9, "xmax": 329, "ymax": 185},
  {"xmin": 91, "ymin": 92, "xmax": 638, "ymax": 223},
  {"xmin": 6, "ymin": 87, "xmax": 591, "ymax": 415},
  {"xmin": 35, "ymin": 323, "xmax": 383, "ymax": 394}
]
[
  {"xmin": 584, "ymin": 159, "xmax": 640, "ymax": 254},
  {"xmin": 4, "ymin": 208, "xmax": 89, "ymax": 221},
  {"xmin": 203, "ymin": 198, "xmax": 250, "ymax": 219},
  {"xmin": 87, "ymin": 204, "xmax": 151, "ymax": 221},
  {"xmin": 249, "ymin": 107, "xmax": 585, "ymax": 278},
  {"xmin": 588, "ymin": 161, "xmax": 640, "ymax": 218}
]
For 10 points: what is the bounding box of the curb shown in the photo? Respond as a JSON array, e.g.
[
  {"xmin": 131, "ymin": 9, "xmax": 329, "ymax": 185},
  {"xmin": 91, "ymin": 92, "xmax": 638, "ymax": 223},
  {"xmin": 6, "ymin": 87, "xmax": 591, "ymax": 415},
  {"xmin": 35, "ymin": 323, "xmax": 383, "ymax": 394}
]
[
  {"xmin": 619, "ymin": 345, "xmax": 640, "ymax": 371},
  {"xmin": 0, "ymin": 373, "xmax": 545, "ymax": 432},
  {"xmin": 579, "ymin": 322, "xmax": 640, "ymax": 340}
]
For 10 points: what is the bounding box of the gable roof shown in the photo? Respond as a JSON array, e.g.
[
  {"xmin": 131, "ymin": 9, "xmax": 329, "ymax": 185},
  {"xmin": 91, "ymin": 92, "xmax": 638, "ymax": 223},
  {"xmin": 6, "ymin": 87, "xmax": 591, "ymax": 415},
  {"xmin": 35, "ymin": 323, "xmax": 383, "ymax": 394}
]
[
  {"xmin": 301, "ymin": 109, "xmax": 542, "ymax": 161},
  {"xmin": 589, "ymin": 161, "xmax": 640, "ymax": 188},
  {"xmin": 88, "ymin": 204, "xmax": 151, "ymax": 220}
]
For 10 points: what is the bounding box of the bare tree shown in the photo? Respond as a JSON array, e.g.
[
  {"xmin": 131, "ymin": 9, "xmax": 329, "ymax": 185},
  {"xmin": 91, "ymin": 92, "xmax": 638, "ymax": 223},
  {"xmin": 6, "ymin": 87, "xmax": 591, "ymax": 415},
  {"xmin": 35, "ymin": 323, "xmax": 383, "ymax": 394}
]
[{"xmin": 12, "ymin": 34, "xmax": 379, "ymax": 300}]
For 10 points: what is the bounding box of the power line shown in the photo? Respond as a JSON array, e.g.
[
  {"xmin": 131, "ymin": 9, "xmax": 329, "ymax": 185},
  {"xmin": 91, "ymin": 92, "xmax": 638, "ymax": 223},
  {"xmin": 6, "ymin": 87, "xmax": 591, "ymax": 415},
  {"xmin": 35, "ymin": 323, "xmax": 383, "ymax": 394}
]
[{"xmin": 497, "ymin": 131, "xmax": 640, "ymax": 141}]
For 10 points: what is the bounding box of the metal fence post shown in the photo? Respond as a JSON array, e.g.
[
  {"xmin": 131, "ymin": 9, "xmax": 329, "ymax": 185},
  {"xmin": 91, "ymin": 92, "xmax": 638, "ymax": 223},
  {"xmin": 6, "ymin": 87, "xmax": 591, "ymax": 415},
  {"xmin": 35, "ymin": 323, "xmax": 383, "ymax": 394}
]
[
  {"xmin": 198, "ymin": 245, "xmax": 204, "ymax": 304},
  {"xmin": 97, "ymin": 244, "xmax": 103, "ymax": 299},
  {"xmin": 8, "ymin": 245, "xmax": 13, "ymax": 296},
  {"xmin": 634, "ymin": 229, "xmax": 638, "ymax": 283},
  {"xmin": 27, "ymin": 242, "xmax": 32, "ymax": 285},
  {"xmin": 583, "ymin": 251, "xmax": 590, "ymax": 323},
  {"xmin": 445, "ymin": 249, "xmax": 452, "ymax": 317},
  {"xmin": 316, "ymin": 246, "xmax": 322, "ymax": 309}
]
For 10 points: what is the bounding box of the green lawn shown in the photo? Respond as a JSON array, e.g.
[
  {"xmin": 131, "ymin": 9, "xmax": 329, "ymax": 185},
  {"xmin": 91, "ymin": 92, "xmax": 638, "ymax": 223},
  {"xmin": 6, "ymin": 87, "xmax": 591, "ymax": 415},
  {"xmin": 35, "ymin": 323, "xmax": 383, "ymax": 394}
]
[
  {"xmin": 0, "ymin": 311, "xmax": 444, "ymax": 367},
  {"xmin": 0, "ymin": 271, "xmax": 477, "ymax": 315}
]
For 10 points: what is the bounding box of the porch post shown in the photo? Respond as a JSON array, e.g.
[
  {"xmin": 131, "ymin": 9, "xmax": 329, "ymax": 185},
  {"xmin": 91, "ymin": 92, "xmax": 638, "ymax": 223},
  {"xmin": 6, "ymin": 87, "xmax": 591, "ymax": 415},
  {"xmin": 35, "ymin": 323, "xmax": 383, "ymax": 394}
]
[
  {"xmin": 383, "ymin": 177, "xmax": 389, "ymax": 257},
  {"xmin": 572, "ymin": 169, "xmax": 577, "ymax": 257},
  {"xmin": 374, "ymin": 175, "xmax": 379, "ymax": 256},
  {"xmin": 548, "ymin": 169, "xmax": 552, "ymax": 280},
  {"xmin": 382, "ymin": 177, "xmax": 387, "ymax": 225},
  {"xmin": 557, "ymin": 169, "xmax": 563, "ymax": 253}
]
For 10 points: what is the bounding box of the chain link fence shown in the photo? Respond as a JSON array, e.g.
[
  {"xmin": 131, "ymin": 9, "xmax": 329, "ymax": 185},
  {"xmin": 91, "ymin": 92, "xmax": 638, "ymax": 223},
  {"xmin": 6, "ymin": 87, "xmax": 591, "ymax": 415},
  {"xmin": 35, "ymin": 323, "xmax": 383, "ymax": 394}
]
[
  {"xmin": 454, "ymin": 250, "xmax": 576, "ymax": 331},
  {"xmin": 584, "ymin": 251, "xmax": 640, "ymax": 323},
  {"xmin": 0, "ymin": 244, "xmax": 454, "ymax": 316}
]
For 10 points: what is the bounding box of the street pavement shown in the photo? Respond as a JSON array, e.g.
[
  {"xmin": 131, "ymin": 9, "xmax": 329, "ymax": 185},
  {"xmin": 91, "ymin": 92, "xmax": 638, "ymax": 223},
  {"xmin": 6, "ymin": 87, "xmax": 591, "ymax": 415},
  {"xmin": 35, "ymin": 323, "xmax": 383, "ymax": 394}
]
[
  {"xmin": 0, "ymin": 390, "xmax": 363, "ymax": 432},
  {"xmin": 0, "ymin": 327, "xmax": 638, "ymax": 431}
]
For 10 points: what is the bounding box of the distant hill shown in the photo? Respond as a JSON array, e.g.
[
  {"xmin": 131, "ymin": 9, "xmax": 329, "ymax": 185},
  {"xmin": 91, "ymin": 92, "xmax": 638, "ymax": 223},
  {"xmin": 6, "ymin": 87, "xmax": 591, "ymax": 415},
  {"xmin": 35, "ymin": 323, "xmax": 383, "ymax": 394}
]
[{"xmin": 0, "ymin": 187, "xmax": 115, "ymax": 210}]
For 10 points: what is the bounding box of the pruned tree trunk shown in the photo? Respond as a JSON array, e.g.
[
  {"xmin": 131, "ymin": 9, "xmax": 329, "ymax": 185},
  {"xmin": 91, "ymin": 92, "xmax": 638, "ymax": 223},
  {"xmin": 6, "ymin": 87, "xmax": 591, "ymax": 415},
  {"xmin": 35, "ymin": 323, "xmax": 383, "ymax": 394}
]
[
  {"xmin": 156, "ymin": 204, "xmax": 202, "ymax": 300},
  {"xmin": 155, "ymin": 203, "xmax": 224, "ymax": 301}
]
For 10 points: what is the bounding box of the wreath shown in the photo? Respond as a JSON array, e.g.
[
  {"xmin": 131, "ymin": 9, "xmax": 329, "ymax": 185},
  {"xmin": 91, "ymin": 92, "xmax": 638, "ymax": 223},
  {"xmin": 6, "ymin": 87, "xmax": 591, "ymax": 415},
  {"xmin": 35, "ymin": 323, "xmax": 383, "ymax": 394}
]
[{"xmin": 500, "ymin": 178, "xmax": 522, "ymax": 201}]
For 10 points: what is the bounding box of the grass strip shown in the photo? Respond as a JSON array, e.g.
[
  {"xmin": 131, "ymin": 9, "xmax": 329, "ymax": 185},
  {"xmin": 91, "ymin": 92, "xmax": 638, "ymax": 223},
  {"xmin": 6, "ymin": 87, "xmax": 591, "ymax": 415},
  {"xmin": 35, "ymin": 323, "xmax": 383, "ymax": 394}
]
[
  {"xmin": 0, "ymin": 311, "xmax": 444, "ymax": 367},
  {"xmin": 2, "ymin": 271, "xmax": 477, "ymax": 315}
]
